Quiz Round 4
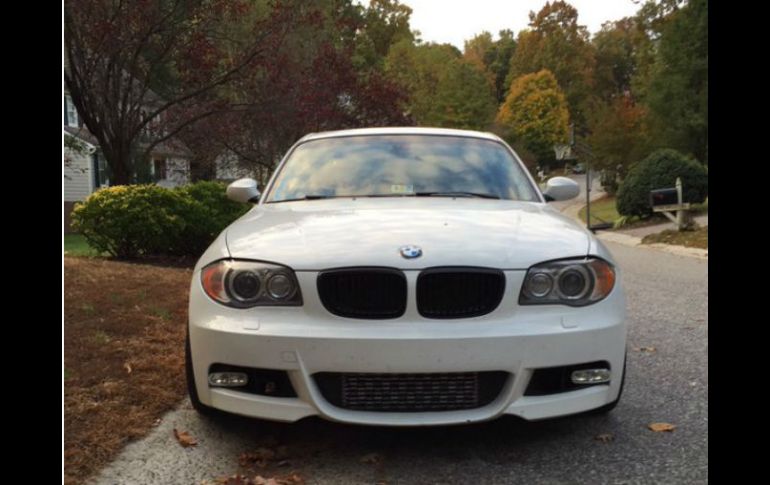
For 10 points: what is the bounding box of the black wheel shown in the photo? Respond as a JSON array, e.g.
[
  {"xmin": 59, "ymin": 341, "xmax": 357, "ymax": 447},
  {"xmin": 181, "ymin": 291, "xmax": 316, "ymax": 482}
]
[
  {"xmin": 586, "ymin": 352, "xmax": 626, "ymax": 415},
  {"xmin": 185, "ymin": 330, "xmax": 220, "ymax": 417}
]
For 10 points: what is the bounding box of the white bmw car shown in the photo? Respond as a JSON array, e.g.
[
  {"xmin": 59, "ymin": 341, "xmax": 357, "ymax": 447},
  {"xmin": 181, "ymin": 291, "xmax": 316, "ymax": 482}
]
[{"xmin": 187, "ymin": 127, "xmax": 627, "ymax": 426}]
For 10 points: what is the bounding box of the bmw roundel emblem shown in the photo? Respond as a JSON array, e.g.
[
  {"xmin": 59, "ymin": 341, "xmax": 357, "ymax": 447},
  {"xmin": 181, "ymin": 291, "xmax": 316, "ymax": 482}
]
[{"xmin": 399, "ymin": 245, "xmax": 422, "ymax": 259}]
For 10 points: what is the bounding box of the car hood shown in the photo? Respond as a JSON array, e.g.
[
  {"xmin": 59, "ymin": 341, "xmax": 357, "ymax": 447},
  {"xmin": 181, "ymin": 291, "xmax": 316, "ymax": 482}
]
[{"xmin": 224, "ymin": 198, "xmax": 592, "ymax": 270}]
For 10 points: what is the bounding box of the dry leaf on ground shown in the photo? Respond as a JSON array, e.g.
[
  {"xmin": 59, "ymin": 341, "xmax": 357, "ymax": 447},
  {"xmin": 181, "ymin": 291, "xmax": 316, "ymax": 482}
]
[
  {"xmin": 633, "ymin": 347, "xmax": 656, "ymax": 353},
  {"xmin": 360, "ymin": 452, "xmax": 383, "ymax": 465},
  {"xmin": 648, "ymin": 422, "xmax": 676, "ymax": 432},
  {"xmin": 124, "ymin": 362, "xmax": 132, "ymax": 374},
  {"xmin": 594, "ymin": 433, "xmax": 614, "ymax": 443},
  {"xmin": 240, "ymin": 448, "xmax": 278, "ymax": 468},
  {"xmin": 174, "ymin": 428, "xmax": 198, "ymax": 447}
]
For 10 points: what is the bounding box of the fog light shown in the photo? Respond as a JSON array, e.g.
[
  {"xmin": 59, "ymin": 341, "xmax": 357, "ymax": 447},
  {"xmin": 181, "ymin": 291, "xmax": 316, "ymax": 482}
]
[
  {"xmin": 208, "ymin": 372, "xmax": 249, "ymax": 387},
  {"xmin": 571, "ymin": 368, "xmax": 611, "ymax": 384}
]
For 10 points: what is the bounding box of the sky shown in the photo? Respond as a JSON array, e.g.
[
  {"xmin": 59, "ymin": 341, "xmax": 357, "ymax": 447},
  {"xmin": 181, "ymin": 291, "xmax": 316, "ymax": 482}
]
[{"xmin": 359, "ymin": 0, "xmax": 642, "ymax": 49}]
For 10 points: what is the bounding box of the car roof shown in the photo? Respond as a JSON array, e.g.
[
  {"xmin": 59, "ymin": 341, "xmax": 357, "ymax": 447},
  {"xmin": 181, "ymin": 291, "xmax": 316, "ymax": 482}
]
[{"xmin": 298, "ymin": 127, "xmax": 504, "ymax": 143}]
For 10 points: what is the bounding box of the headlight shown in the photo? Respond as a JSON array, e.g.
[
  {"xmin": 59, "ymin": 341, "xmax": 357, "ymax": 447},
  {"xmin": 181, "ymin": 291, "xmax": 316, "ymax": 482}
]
[
  {"xmin": 201, "ymin": 260, "xmax": 302, "ymax": 308},
  {"xmin": 519, "ymin": 257, "xmax": 615, "ymax": 306}
]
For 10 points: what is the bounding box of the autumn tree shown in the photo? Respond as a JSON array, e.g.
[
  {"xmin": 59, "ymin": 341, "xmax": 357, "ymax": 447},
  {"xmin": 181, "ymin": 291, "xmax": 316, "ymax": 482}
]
[
  {"xmin": 496, "ymin": 69, "xmax": 570, "ymax": 163},
  {"xmin": 506, "ymin": 1, "xmax": 595, "ymax": 125},
  {"xmin": 464, "ymin": 30, "xmax": 517, "ymax": 103},
  {"xmin": 386, "ymin": 41, "xmax": 497, "ymax": 130},
  {"xmin": 64, "ymin": 0, "xmax": 298, "ymax": 185},
  {"xmin": 586, "ymin": 94, "xmax": 650, "ymax": 172},
  {"xmin": 205, "ymin": 0, "xmax": 412, "ymax": 178}
]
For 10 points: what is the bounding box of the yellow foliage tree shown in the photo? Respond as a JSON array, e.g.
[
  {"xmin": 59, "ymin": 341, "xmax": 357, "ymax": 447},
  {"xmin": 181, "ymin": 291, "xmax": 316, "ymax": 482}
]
[{"xmin": 496, "ymin": 69, "xmax": 570, "ymax": 163}]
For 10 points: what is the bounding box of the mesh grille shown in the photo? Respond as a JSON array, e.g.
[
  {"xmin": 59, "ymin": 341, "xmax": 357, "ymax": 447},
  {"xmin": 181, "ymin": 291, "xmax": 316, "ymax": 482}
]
[{"xmin": 314, "ymin": 372, "xmax": 509, "ymax": 412}]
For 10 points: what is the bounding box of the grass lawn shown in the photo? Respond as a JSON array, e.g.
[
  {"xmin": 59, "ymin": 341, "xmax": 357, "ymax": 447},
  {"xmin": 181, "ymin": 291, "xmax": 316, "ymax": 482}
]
[
  {"xmin": 578, "ymin": 196, "xmax": 621, "ymax": 225},
  {"xmin": 64, "ymin": 234, "xmax": 105, "ymax": 257},
  {"xmin": 64, "ymin": 257, "xmax": 192, "ymax": 485},
  {"xmin": 642, "ymin": 225, "xmax": 708, "ymax": 249}
]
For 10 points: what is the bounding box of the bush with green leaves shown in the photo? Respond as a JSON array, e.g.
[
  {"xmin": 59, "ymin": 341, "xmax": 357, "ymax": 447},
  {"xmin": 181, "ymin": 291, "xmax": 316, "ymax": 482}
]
[
  {"xmin": 71, "ymin": 185, "xmax": 189, "ymax": 258},
  {"xmin": 72, "ymin": 181, "xmax": 250, "ymax": 259},
  {"xmin": 616, "ymin": 149, "xmax": 708, "ymax": 218},
  {"xmin": 173, "ymin": 181, "xmax": 250, "ymax": 256}
]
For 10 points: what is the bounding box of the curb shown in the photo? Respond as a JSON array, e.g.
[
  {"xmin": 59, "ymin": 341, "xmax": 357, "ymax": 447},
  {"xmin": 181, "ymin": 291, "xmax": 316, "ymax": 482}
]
[{"xmin": 594, "ymin": 231, "xmax": 708, "ymax": 260}]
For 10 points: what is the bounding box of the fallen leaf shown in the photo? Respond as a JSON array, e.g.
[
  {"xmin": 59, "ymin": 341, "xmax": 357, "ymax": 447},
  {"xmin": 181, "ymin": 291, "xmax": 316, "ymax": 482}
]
[
  {"xmin": 633, "ymin": 346, "xmax": 656, "ymax": 353},
  {"xmin": 253, "ymin": 477, "xmax": 278, "ymax": 485},
  {"xmin": 594, "ymin": 433, "xmax": 614, "ymax": 443},
  {"xmin": 240, "ymin": 448, "xmax": 277, "ymax": 468},
  {"xmin": 174, "ymin": 428, "xmax": 198, "ymax": 447},
  {"xmin": 360, "ymin": 452, "xmax": 383, "ymax": 465},
  {"xmin": 124, "ymin": 362, "xmax": 133, "ymax": 374},
  {"xmin": 275, "ymin": 473, "xmax": 304, "ymax": 485},
  {"xmin": 152, "ymin": 417, "xmax": 162, "ymax": 427},
  {"xmin": 648, "ymin": 422, "xmax": 676, "ymax": 432}
]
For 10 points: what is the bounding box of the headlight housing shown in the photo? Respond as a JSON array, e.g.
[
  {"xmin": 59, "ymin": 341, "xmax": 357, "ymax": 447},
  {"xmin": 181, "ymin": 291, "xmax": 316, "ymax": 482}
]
[
  {"xmin": 519, "ymin": 257, "xmax": 615, "ymax": 307},
  {"xmin": 201, "ymin": 260, "xmax": 302, "ymax": 308}
]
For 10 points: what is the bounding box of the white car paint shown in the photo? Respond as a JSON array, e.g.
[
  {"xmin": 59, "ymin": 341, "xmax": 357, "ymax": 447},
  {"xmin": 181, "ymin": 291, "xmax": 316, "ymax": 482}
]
[{"xmin": 188, "ymin": 127, "xmax": 627, "ymax": 425}]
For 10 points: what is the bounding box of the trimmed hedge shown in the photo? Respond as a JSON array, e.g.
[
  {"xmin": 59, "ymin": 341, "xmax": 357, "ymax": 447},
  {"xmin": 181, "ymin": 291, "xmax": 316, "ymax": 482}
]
[
  {"xmin": 616, "ymin": 149, "xmax": 708, "ymax": 218},
  {"xmin": 71, "ymin": 182, "xmax": 250, "ymax": 259}
]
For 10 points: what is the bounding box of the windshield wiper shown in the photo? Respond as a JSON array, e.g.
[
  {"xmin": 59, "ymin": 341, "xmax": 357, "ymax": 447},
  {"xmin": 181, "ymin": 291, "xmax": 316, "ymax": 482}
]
[
  {"xmin": 270, "ymin": 194, "xmax": 335, "ymax": 203},
  {"xmin": 415, "ymin": 191, "xmax": 501, "ymax": 199}
]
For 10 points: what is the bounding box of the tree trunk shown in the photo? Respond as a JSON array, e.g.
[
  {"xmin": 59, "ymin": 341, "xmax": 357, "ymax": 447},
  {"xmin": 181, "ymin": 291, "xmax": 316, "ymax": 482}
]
[{"xmin": 102, "ymin": 143, "xmax": 133, "ymax": 185}]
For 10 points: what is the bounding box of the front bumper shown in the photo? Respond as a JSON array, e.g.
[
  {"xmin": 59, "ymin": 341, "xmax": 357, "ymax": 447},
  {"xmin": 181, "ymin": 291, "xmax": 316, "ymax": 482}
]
[{"xmin": 189, "ymin": 270, "xmax": 627, "ymax": 425}]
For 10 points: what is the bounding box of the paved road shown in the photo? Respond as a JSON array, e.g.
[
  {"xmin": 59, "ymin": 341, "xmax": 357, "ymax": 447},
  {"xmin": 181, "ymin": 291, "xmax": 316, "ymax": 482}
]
[{"xmin": 91, "ymin": 242, "xmax": 707, "ymax": 485}]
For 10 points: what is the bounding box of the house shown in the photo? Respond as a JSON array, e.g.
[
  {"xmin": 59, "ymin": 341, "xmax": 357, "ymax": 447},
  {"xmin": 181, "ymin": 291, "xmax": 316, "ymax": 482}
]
[{"xmin": 63, "ymin": 90, "xmax": 193, "ymax": 232}]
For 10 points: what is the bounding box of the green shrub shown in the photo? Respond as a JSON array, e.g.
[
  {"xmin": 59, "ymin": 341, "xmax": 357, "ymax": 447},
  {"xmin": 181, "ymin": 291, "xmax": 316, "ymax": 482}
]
[
  {"xmin": 172, "ymin": 181, "xmax": 250, "ymax": 256},
  {"xmin": 616, "ymin": 149, "xmax": 708, "ymax": 218},
  {"xmin": 71, "ymin": 185, "xmax": 188, "ymax": 258},
  {"xmin": 600, "ymin": 170, "xmax": 619, "ymax": 196},
  {"xmin": 72, "ymin": 181, "xmax": 251, "ymax": 259}
]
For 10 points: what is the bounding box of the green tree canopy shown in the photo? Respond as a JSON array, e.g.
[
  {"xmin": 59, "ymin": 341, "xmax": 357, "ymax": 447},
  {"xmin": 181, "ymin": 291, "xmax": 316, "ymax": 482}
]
[
  {"xmin": 644, "ymin": 0, "xmax": 708, "ymax": 163},
  {"xmin": 386, "ymin": 41, "xmax": 497, "ymax": 130}
]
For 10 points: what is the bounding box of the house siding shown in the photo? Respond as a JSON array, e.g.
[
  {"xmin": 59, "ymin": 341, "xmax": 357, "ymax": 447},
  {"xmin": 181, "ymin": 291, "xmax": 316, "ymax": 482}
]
[{"xmin": 64, "ymin": 148, "xmax": 94, "ymax": 202}]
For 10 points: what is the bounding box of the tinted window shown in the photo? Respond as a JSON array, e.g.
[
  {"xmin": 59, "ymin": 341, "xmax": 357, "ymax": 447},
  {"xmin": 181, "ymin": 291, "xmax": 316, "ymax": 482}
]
[{"xmin": 266, "ymin": 135, "xmax": 540, "ymax": 202}]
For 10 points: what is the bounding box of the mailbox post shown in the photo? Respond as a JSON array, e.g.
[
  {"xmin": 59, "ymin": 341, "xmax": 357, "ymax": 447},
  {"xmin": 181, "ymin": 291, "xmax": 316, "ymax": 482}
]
[{"xmin": 650, "ymin": 178, "xmax": 693, "ymax": 231}]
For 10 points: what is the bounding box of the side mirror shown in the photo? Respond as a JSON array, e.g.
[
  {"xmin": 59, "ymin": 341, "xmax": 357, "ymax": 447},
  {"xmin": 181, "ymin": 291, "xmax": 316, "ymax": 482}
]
[
  {"xmin": 226, "ymin": 178, "xmax": 261, "ymax": 204},
  {"xmin": 543, "ymin": 176, "xmax": 580, "ymax": 201}
]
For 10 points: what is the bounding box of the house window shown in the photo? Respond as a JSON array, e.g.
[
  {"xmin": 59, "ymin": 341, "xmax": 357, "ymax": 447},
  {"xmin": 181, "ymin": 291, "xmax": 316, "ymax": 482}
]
[
  {"xmin": 65, "ymin": 95, "xmax": 79, "ymax": 128},
  {"xmin": 93, "ymin": 153, "xmax": 109, "ymax": 188},
  {"xmin": 153, "ymin": 158, "xmax": 167, "ymax": 180}
]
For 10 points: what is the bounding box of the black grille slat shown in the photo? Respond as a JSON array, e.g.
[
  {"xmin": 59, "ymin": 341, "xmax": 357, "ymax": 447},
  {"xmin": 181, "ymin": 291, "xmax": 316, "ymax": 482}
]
[
  {"xmin": 317, "ymin": 268, "xmax": 407, "ymax": 319},
  {"xmin": 417, "ymin": 268, "xmax": 505, "ymax": 319},
  {"xmin": 314, "ymin": 372, "xmax": 509, "ymax": 412}
]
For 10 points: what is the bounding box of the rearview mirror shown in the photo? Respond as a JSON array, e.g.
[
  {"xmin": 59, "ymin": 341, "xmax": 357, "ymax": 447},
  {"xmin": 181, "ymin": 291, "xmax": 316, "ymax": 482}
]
[
  {"xmin": 543, "ymin": 176, "xmax": 580, "ymax": 201},
  {"xmin": 226, "ymin": 178, "xmax": 261, "ymax": 204}
]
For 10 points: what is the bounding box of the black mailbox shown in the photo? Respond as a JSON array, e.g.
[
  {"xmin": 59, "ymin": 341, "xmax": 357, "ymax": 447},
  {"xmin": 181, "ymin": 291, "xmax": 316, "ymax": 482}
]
[{"xmin": 649, "ymin": 188, "xmax": 678, "ymax": 207}]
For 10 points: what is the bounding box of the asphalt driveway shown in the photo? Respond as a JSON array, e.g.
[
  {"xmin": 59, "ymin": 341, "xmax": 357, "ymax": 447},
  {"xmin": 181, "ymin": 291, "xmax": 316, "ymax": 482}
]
[{"xmin": 89, "ymin": 239, "xmax": 707, "ymax": 485}]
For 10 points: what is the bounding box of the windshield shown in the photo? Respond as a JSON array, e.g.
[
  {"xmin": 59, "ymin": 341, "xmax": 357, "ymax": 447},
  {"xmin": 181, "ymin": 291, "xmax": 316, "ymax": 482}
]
[{"xmin": 265, "ymin": 135, "xmax": 541, "ymax": 203}]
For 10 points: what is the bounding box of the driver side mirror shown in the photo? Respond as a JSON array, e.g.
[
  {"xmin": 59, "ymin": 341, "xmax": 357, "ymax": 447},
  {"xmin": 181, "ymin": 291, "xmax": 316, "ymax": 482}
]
[
  {"xmin": 542, "ymin": 176, "xmax": 580, "ymax": 201},
  {"xmin": 226, "ymin": 178, "xmax": 261, "ymax": 204}
]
